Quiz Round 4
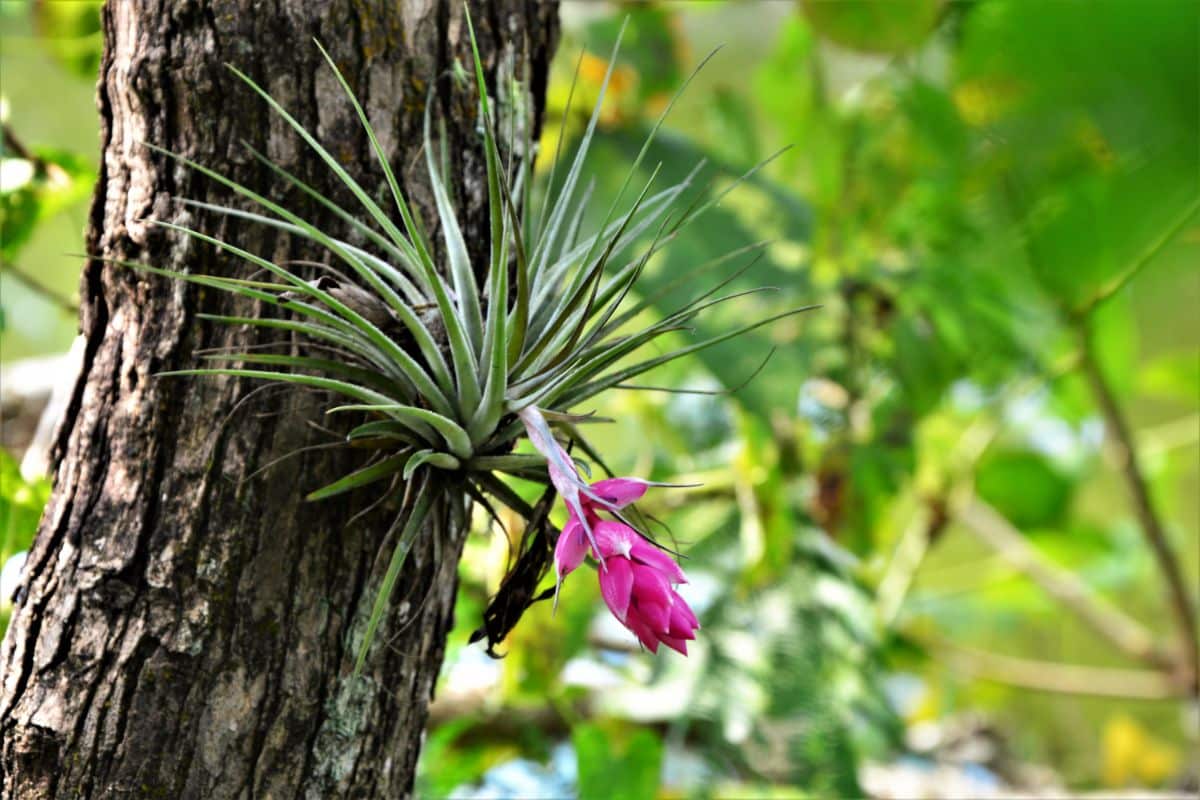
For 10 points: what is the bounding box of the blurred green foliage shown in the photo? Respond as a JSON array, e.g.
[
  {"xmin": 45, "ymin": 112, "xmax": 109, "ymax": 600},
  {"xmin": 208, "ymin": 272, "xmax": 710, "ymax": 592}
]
[
  {"xmin": 574, "ymin": 723, "xmax": 663, "ymax": 800},
  {"xmin": 0, "ymin": 449, "xmax": 49, "ymax": 632},
  {"xmin": 1, "ymin": 146, "xmax": 93, "ymax": 262},
  {"xmin": 427, "ymin": 1, "xmax": 1198, "ymax": 795},
  {"xmin": 0, "ymin": 0, "xmax": 101, "ymax": 355},
  {"xmin": 3, "ymin": 0, "xmax": 1198, "ymax": 796},
  {"xmin": 28, "ymin": 0, "xmax": 103, "ymax": 79}
]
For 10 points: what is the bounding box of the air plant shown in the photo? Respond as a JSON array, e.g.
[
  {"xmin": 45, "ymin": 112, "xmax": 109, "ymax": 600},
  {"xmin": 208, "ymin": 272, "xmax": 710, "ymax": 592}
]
[{"xmin": 125, "ymin": 14, "xmax": 810, "ymax": 671}]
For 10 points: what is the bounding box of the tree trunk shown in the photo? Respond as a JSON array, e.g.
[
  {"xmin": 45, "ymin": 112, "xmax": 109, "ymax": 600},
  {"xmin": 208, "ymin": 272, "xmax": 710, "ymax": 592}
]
[{"xmin": 0, "ymin": 1, "xmax": 557, "ymax": 797}]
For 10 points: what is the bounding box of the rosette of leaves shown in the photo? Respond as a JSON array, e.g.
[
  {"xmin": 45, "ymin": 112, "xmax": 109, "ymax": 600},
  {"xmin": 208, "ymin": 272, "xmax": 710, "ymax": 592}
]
[{"xmin": 125, "ymin": 17, "xmax": 809, "ymax": 670}]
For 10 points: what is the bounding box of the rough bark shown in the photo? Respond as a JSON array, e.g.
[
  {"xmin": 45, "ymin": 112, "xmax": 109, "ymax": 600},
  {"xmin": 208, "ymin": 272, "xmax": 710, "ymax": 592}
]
[{"xmin": 0, "ymin": 1, "xmax": 557, "ymax": 797}]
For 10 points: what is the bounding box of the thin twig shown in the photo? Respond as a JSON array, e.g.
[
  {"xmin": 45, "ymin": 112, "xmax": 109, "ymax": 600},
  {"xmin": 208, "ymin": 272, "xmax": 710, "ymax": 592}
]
[
  {"xmin": 959, "ymin": 496, "xmax": 1175, "ymax": 671},
  {"xmin": 0, "ymin": 260, "xmax": 79, "ymax": 314},
  {"xmin": 933, "ymin": 639, "xmax": 1183, "ymax": 700},
  {"xmin": 1072, "ymin": 195, "xmax": 1200, "ymax": 317},
  {"xmin": 1079, "ymin": 331, "xmax": 1199, "ymax": 697},
  {"xmin": 876, "ymin": 502, "xmax": 934, "ymax": 628}
]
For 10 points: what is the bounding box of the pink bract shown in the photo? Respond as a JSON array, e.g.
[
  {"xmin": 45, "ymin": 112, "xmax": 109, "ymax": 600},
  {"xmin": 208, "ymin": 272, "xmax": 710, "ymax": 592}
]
[{"xmin": 518, "ymin": 408, "xmax": 698, "ymax": 655}]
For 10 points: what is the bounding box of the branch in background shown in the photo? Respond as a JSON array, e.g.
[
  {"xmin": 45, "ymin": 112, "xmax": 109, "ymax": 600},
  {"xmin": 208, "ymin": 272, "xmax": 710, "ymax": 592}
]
[
  {"xmin": 876, "ymin": 502, "xmax": 936, "ymax": 628},
  {"xmin": 1071, "ymin": 196, "xmax": 1200, "ymax": 318},
  {"xmin": 875, "ymin": 415, "xmax": 1001, "ymax": 627},
  {"xmin": 1079, "ymin": 333, "xmax": 1200, "ymax": 698},
  {"xmin": 428, "ymin": 688, "xmax": 579, "ymax": 740},
  {"xmin": 1, "ymin": 123, "xmax": 35, "ymax": 161},
  {"xmin": 933, "ymin": 639, "xmax": 1182, "ymax": 700},
  {"xmin": 959, "ymin": 497, "xmax": 1176, "ymax": 672},
  {"xmin": 0, "ymin": 260, "xmax": 79, "ymax": 314},
  {"xmin": 1, "ymin": 124, "xmax": 83, "ymax": 315}
]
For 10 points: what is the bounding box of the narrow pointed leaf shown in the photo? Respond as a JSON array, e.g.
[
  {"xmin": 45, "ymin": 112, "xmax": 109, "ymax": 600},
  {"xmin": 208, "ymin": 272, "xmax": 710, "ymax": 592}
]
[
  {"xmin": 558, "ymin": 306, "xmax": 819, "ymax": 408},
  {"xmin": 306, "ymin": 451, "xmax": 412, "ymax": 501},
  {"xmin": 326, "ymin": 403, "xmax": 473, "ymax": 459},
  {"xmin": 402, "ymin": 449, "xmax": 461, "ymax": 480},
  {"xmin": 423, "ymin": 96, "xmax": 485, "ymax": 353},
  {"xmin": 355, "ymin": 480, "xmax": 434, "ymax": 673}
]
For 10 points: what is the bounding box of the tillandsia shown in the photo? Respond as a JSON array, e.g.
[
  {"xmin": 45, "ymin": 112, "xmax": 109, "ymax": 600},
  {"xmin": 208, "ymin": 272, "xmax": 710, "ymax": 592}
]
[{"xmin": 121, "ymin": 12, "xmax": 811, "ymax": 670}]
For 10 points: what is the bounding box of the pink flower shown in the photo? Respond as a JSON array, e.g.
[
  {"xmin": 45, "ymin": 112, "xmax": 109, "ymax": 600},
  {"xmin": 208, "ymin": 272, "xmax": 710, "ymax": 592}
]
[
  {"xmin": 592, "ymin": 520, "xmax": 699, "ymax": 655},
  {"xmin": 553, "ymin": 478, "xmax": 699, "ymax": 656},
  {"xmin": 517, "ymin": 407, "xmax": 596, "ymax": 547},
  {"xmin": 517, "ymin": 406, "xmax": 699, "ymax": 655},
  {"xmin": 552, "ymin": 477, "xmax": 650, "ymax": 584}
]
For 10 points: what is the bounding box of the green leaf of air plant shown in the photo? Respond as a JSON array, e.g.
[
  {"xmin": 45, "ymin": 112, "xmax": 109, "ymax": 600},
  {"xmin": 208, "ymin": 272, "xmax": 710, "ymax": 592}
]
[
  {"xmin": 462, "ymin": 10, "xmax": 528, "ymax": 373},
  {"xmin": 402, "ymin": 449, "xmax": 461, "ymax": 480},
  {"xmin": 579, "ymin": 139, "xmax": 790, "ymax": 322},
  {"xmin": 347, "ymin": 419, "xmax": 418, "ymax": 443},
  {"xmin": 325, "ymin": 403, "xmax": 473, "ymax": 459},
  {"xmin": 150, "ymin": 215, "xmax": 455, "ymax": 415},
  {"xmin": 311, "ymin": 41, "xmax": 439, "ymax": 291},
  {"xmin": 109, "ymin": 257, "xmax": 286, "ymax": 304},
  {"xmin": 194, "ymin": 314, "xmax": 409, "ymax": 393},
  {"xmin": 466, "ymin": 109, "xmax": 511, "ymax": 443},
  {"xmin": 509, "ymin": 276, "xmax": 763, "ymax": 405},
  {"xmin": 593, "ymin": 241, "xmax": 771, "ymax": 341},
  {"xmin": 563, "ymin": 46, "xmax": 723, "ymax": 306},
  {"xmin": 233, "ymin": 148, "xmax": 428, "ymax": 303},
  {"xmin": 461, "ymin": 12, "xmax": 505, "ymax": 286},
  {"xmin": 259, "ymin": 52, "xmax": 484, "ymax": 420},
  {"xmin": 223, "ymin": 64, "xmax": 417, "ymax": 270},
  {"xmin": 423, "ymin": 98, "xmax": 486, "ymax": 358},
  {"xmin": 160, "ymin": 367, "xmax": 448, "ymax": 446},
  {"xmin": 568, "ymin": 220, "xmax": 673, "ymax": 360},
  {"xmin": 528, "ymin": 23, "xmax": 628, "ymax": 288},
  {"xmin": 521, "ymin": 174, "xmax": 697, "ymax": 361},
  {"xmin": 200, "ymin": 352, "xmax": 404, "ymax": 396},
  {"xmin": 463, "ymin": 13, "xmax": 515, "ymax": 445},
  {"xmin": 142, "ymin": 143, "xmax": 452, "ymax": 403},
  {"xmin": 528, "ymin": 50, "xmax": 582, "ymax": 256},
  {"xmin": 508, "ymin": 184, "xmax": 535, "ymax": 357},
  {"xmin": 500, "ymin": 168, "xmax": 533, "ymax": 365},
  {"xmin": 559, "ymin": 306, "xmax": 820, "ymax": 409},
  {"xmin": 268, "ymin": 83, "xmax": 484, "ymax": 428},
  {"xmin": 529, "ymin": 286, "xmax": 782, "ymax": 404},
  {"xmin": 177, "ymin": 199, "xmax": 455, "ymax": 397},
  {"xmin": 559, "ymin": 179, "xmax": 595, "ymax": 259},
  {"xmin": 159, "ymin": 204, "xmax": 439, "ymax": 411},
  {"xmin": 527, "ymin": 203, "xmax": 786, "ymax": 403},
  {"xmin": 523, "ymin": 166, "xmax": 666, "ymax": 377},
  {"xmin": 355, "ymin": 478, "xmax": 434, "ymax": 674},
  {"xmin": 522, "ymin": 46, "xmax": 722, "ymax": 357},
  {"xmin": 577, "ymin": 148, "xmax": 790, "ymax": 350},
  {"xmin": 305, "ymin": 450, "xmax": 412, "ymax": 502},
  {"xmin": 467, "ymin": 453, "xmax": 549, "ymax": 479},
  {"xmin": 471, "ymin": 235, "xmax": 509, "ymax": 443},
  {"xmin": 469, "ymin": 170, "xmax": 510, "ymax": 442}
]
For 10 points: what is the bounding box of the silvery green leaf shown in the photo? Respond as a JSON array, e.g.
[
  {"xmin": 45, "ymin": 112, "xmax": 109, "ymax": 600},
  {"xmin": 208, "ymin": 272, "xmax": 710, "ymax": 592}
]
[
  {"xmin": 325, "ymin": 403, "xmax": 473, "ymax": 459},
  {"xmin": 179, "ymin": 199, "xmax": 456, "ymax": 396},
  {"xmin": 402, "ymin": 449, "xmax": 461, "ymax": 480},
  {"xmin": 558, "ymin": 306, "xmax": 819, "ymax": 408},
  {"xmin": 306, "ymin": 451, "xmax": 412, "ymax": 502},
  {"xmin": 355, "ymin": 479, "xmax": 434, "ymax": 674},
  {"xmin": 423, "ymin": 97, "xmax": 485, "ymax": 355},
  {"xmin": 225, "ymin": 63, "xmax": 417, "ymax": 266},
  {"xmin": 155, "ymin": 217, "xmax": 454, "ymax": 415}
]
